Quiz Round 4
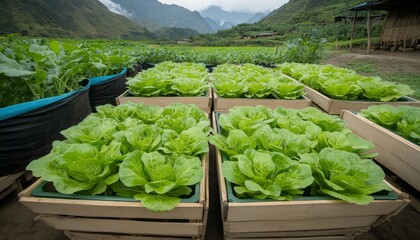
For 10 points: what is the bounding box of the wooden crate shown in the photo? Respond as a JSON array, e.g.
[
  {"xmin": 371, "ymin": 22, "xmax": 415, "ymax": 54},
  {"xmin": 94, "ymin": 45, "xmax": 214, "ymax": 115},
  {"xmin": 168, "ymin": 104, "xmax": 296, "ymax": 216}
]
[
  {"xmin": 19, "ymin": 155, "xmax": 209, "ymax": 240},
  {"xmin": 212, "ymin": 114, "xmax": 409, "ymax": 239},
  {"xmin": 0, "ymin": 171, "xmax": 24, "ymax": 200},
  {"xmin": 116, "ymin": 90, "xmax": 212, "ymax": 113},
  {"xmin": 303, "ymin": 85, "xmax": 419, "ymax": 115},
  {"xmin": 341, "ymin": 110, "xmax": 420, "ymax": 192},
  {"xmin": 213, "ymin": 90, "xmax": 311, "ymax": 113}
]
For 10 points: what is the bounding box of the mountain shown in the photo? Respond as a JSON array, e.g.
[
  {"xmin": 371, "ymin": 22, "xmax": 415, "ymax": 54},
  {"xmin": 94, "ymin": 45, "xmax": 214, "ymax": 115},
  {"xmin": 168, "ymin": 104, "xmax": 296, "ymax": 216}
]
[
  {"xmin": 246, "ymin": 12, "xmax": 267, "ymax": 23},
  {"xmin": 112, "ymin": 0, "xmax": 214, "ymax": 33},
  {"xmin": 200, "ymin": 6, "xmax": 268, "ymax": 31},
  {"xmin": 0, "ymin": 0, "xmax": 154, "ymax": 39},
  {"xmin": 261, "ymin": 0, "xmax": 365, "ymax": 25}
]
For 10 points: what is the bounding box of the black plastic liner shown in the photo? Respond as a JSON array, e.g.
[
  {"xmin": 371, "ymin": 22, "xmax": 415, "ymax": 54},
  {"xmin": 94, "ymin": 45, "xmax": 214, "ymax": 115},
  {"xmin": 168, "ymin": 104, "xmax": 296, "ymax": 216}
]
[
  {"xmin": 89, "ymin": 71, "xmax": 127, "ymax": 111},
  {"xmin": 0, "ymin": 80, "xmax": 91, "ymax": 176},
  {"xmin": 127, "ymin": 63, "xmax": 142, "ymax": 78}
]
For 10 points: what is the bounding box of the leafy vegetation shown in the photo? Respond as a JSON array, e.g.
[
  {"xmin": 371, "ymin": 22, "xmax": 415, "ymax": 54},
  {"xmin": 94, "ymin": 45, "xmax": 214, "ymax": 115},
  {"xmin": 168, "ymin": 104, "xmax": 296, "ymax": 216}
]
[
  {"xmin": 360, "ymin": 105, "xmax": 420, "ymax": 144},
  {"xmin": 210, "ymin": 106, "xmax": 390, "ymax": 204},
  {"xmin": 0, "ymin": 37, "xmax": 136, "ymax": 107},
  {"xmin": 127, "ymin": 61, "xmax": 209, "ymax": 97},
  {"xmin": 277, "ymin": 63, "xmax": 415, "ymax": 101},
  {"xmin": 212, "ymin": 64, "xmax": 305, "ymax": 99},
  {"xmin": 27, "ymin": 102, "xmax": 210, "ymax": 211}
]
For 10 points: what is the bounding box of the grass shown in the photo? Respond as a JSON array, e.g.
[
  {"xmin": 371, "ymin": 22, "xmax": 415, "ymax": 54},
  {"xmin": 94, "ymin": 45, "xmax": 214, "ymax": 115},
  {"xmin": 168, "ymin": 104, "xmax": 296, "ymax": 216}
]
[{"xmin": 344, "ymin": 60, "xmax": 420, "ymax": 99}]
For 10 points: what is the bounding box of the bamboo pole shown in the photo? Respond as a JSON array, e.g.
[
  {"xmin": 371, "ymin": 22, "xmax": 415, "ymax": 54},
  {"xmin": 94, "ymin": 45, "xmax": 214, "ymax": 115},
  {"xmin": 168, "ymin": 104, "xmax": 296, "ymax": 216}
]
[
  {"xmin": 367, "ymin": 9, "xmax": 372, "ymax": 54},
  {"xmin": 349, "ymin": 11, "xmax": 357, "ymax": 51}
]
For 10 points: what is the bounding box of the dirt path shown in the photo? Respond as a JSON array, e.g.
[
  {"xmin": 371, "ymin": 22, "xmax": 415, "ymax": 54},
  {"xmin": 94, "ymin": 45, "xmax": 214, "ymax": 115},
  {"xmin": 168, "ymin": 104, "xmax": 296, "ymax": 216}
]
[{"xmin": 324, "ymin": 50, "xmax": 420, "ymax": 75}]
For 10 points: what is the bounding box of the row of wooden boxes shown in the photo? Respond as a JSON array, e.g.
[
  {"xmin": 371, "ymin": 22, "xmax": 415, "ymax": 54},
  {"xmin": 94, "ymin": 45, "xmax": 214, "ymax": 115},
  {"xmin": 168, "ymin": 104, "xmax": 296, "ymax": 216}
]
[
  {"xmin": 18, "ymin": 64, "xmax": 419, "ymax": 240},
  {"xmin": 19, "ymin": 102, "xmax": 417, "ymax": 240}
]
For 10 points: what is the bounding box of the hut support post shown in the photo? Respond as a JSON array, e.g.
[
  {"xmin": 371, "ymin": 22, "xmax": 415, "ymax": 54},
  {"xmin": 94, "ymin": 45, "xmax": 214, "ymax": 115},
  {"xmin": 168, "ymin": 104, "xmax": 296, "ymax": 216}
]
[
  {"xmin": 349, "ymin": 11, "xmax": 357, "ymax": 51},
  {"xmin": 367, "ymin": 9, "xmax": 372, "ymax": 54}
]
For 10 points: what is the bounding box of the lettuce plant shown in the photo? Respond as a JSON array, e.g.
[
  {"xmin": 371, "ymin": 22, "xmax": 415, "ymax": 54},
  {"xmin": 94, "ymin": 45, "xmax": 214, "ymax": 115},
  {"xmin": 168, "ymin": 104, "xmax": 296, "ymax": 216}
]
[
  {"xmin": 277, "ymin": 63, "xmax": 415, "ymax": 101},
  {"xmin": 300, "ymin": 148, "xmax": 391, "ymax": 205},
  {"xmin": 27, "ymin": 103, "xmax": 209, "ymax": 212},
  {"xmin": 212, "ymin": 105, "xmax": 389, "ymax": 205},
  {"xmin": 361, "ymin": 105, "xmax": 420, "ymax": 144},
  {"xmin": 116, "ymin": 151, "xmax": 203, "ymax": 211},
  {"xmin": 127, "ymin": 61, "xmax": 209, "ymax": 97},
  {"xmin": 222, "ymin": 149, "xmax": 313, "ymax": 200},
  {"xmin": 212, "ymin": 63, "xmax": 305, "ymax": 99}
]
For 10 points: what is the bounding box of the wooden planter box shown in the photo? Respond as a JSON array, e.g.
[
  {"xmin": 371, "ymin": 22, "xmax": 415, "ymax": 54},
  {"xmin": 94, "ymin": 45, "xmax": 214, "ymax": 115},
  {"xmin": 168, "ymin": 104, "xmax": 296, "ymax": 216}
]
[
  {"xmin": 282, "ymin": 75, "xmax": 420, "ymax": 115},
  {"xmin": 116, "ymin": 90, "xmax": 212, "ymax": 113},
  {"xmin": 212, "ymin": 114, "xmax": 409, "ymax": 240},
  {"xmin": 341, "ymin": 110, "xmax": 420, "ymax": 192},
  {"xmin": 213, "ymin": 90, "xmax": 311, "ymax": 113},
  {"xmin": 19, "ymin": 155, "xmax": 209, "ymax": 240}
]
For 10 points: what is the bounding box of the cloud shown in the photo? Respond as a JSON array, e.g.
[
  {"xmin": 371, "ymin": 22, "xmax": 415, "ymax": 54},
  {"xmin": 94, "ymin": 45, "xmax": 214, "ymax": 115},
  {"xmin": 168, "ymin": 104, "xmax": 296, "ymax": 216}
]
[
  {"xmin": 98, "ymin": 0, "xmax": 132, "ymax": 17},
  {"xmin": 157, "ymin": 0, "xmax": 288, "ymax": 13}
]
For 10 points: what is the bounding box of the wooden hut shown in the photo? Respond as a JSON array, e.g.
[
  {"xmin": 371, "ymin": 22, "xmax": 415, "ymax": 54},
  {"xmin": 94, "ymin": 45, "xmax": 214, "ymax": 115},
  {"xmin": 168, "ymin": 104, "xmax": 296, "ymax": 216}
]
[{"xmin": 350, "ymin": 0, "xmax": 420, "ymax": 52}]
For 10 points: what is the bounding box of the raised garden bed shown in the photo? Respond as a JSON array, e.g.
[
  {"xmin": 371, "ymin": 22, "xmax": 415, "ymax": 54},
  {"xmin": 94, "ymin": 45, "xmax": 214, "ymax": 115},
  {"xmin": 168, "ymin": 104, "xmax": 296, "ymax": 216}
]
[
  {"xmin": 341, "ymin": 110, "xmax": 420, "ymax": 191},
  {"xmin": 211, "ymin": 107, "xmax": 410, "ymax": 239},
  {"xmin": 19, "ymin": 153, "xmax": 209, "ymax": 240}
]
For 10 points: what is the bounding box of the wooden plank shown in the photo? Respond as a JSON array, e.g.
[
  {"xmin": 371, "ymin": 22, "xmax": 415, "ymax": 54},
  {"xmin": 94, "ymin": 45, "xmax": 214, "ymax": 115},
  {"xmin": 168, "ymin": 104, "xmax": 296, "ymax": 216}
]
[
  {"xmin": 341, "ymin": 111, "xmax": 420, "ymax": 191},
  {"xmin": 116, "ymin": 90, "xmax": 212, "ymax": 113},
  {"xmin": 303, "ymin": 84, "xmax": 420, "ymax": 114},
  {"xmin": 212, "ymin": 114, "xmax": 229, "ymax": 225},
  {"xmin": 0, "ymin": 171, "xmax": 24, "ymax": 192},
  {"xmin": 302, "ymin": 85, "xmax": 332, "ymax": 112},
  {"xmin": 20, "ymin": 196, "xmax": 204, "ymax": 220},
  {"xmin": 19, "ymin": 179, "xmax": 204, "ymax": 220},
  {"xmin": 0, "ymin": 183, "xmax": 18, "ymax": 200},
  {"xmin": 341, "ymin": 111, "xmax": 420, "ymax": 170},
  {"xmin": 224, "ymin": 227, "xmax": 369, "ymax": 238},
  {"xmin": 225, "ymin": 236, "xmax": 351, "ymax": 240},
  {"xmin": 225, "ymin": 216, "xmax": 378, "ymax": 233},
  {"xmin": 65, "ymin": 231, "xmax": 194, "ymax": 240},
  {"xmin": 40, "ymin": 215, "xmax": 202, "ymax": 237},
  {"xmin": 225, "ymin": 199, "xmax": 404, "ymax": 222},
  {"xmin": 213, "ymin": 91, "xmax": 311, "ymax": 112}
]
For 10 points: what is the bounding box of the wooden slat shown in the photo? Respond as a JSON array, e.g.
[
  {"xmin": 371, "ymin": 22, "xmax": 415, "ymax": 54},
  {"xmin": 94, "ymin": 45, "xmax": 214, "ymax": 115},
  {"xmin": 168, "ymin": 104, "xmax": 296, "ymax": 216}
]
[
  {"xmin": 224, "ymin": 236, "xmax": 352, "ymax": 240},
  {"xmin": 213, "ymin": 91, "xmax": 311, "ymax": 112},
  {"xmin": 303, "ymin": 85, "xmax": 332, "ymax": 112},
  {"xmin": 0, "ymin": 183, "xmax": 18, "ymax": 200},
  {"xmin": 341, "ymin": 111, "xmax": 420, "ymax": 191},
  {"xmin": 225, "ymin": 216, "xmax": 379, "ymax": 233},
  {"xmin": 341, "ymin": 111, "xmax": 420, "ymax": 171},
  {"xmin": 226, "ymin": 199, "xmax": 404, "ymax": 222},
  {"xmin": 116, "ymin": 90, "xmax": 212, "ymax": 113},
  {"xmin": 224, "ymin": 227, "xmax": 369, "ymax": 238},
  {"xmin": 285, "ymin": 78, "xmax": 420, "ymax": 114},
  {"xmin": 65, "ymin": 231, "xmax": 194, "ymax": 240},
  {"xmin": 19, "ymin": 179, "xmax": 204, "ymax": 220},
  {"xmin": 0, "ymin": 171, "xmax": 24, "ymax": 192},
  {"xmin": 40, "ymin": 215, "xmax": 202, "ymax": 237}
]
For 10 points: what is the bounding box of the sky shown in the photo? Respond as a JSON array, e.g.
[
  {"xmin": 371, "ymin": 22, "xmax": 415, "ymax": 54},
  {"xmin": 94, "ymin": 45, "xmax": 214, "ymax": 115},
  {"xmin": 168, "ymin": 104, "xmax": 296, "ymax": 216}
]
[
  {"xmin": 98, "ymin": 0, "xmax": 289, "ymax": 15},
  {"xmin": 157, "ymin": 0, "xmax": 288, "ymax": 13}
]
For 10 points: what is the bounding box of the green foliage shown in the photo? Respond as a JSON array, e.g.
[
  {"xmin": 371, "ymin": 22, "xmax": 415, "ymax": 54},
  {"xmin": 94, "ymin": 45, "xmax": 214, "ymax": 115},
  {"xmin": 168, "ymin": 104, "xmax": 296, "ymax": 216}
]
[
  {"xmin": 0, "ymin": 37, "xmax": 137, "ymax": 107},
  {"xmin": 27, "ymin": 103, "xmax": 210, "ymax": 212},
  {"xmin": 277, "ymin": 63, "xmax": 415, "ymax": 101},
  {"xmin": 360, "ymin": 105, "xmax": 420, "ymax": 144},
  {"xmin": 222, "ymin": 149, "xmax": 313, "ymax": 200},
  {"xmin": 212, "ymin": 105, "xmax": 389, "ymax": 204},
  {"xmin": 127, "ymin": 61, "xmax": 209, "ymax": 97},
  {"xmin": 300, "ymin": 148, "xmax": 391, "ymax": 205},
  {"xmin": 212, "ymin": 64, "xmax": 305, "ymax": 99}
]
